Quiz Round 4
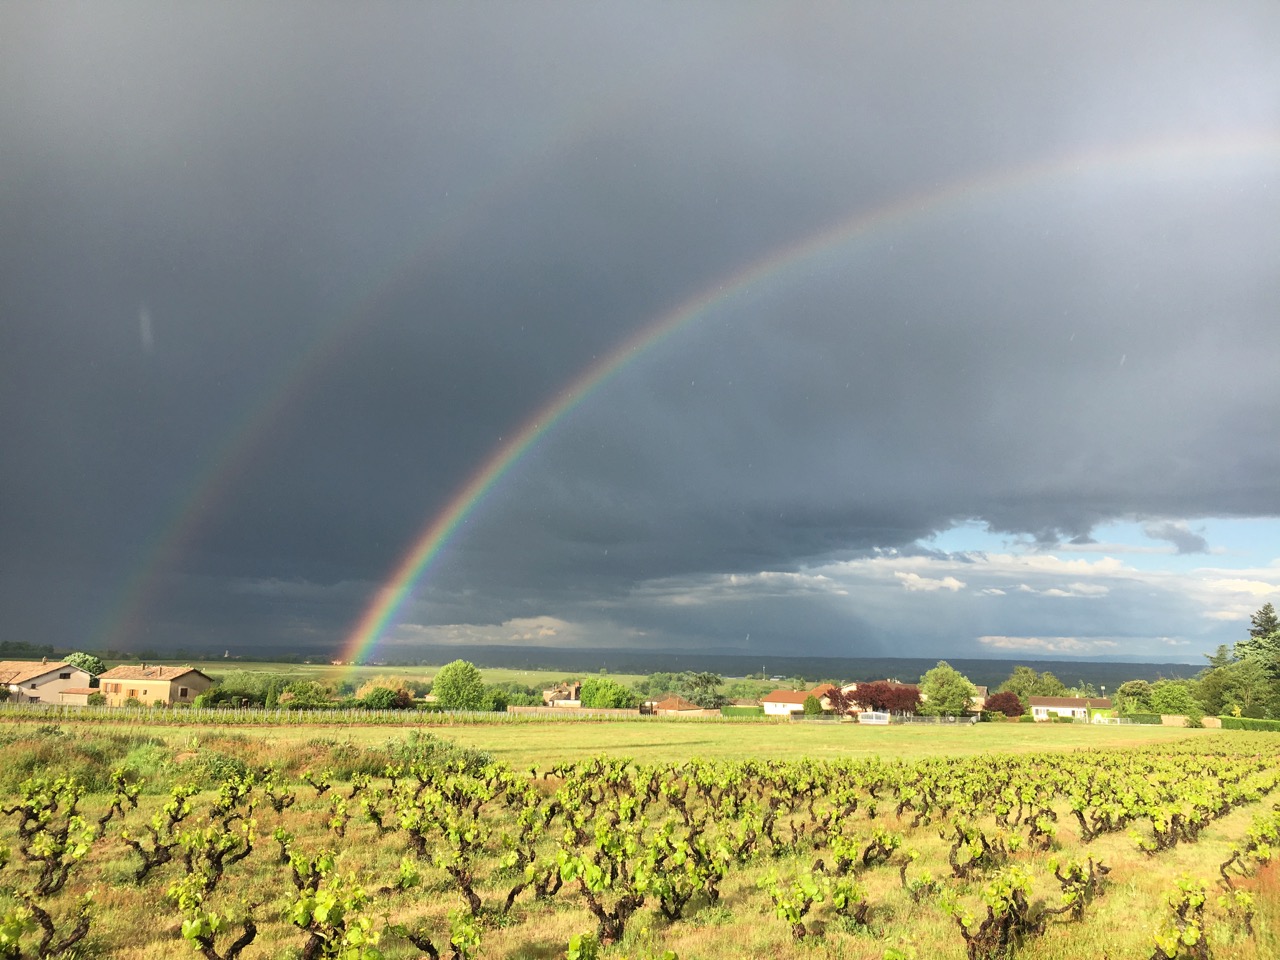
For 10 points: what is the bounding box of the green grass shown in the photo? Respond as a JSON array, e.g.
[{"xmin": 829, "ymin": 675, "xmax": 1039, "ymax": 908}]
[{"xmin": 405, "ymin": 717, "xmax": 1214, "ymax": 768}]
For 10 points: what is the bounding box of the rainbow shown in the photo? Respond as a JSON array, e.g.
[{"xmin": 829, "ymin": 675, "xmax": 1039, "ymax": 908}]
[{"xmin": 339, "ymin": 131, "xmax": 1280, "ymax": 665}]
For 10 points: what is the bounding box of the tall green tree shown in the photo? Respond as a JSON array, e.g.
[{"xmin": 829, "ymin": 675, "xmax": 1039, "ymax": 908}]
[
  {"xmin": 1249, "ymin": 602, "xmax": 1279, "ymax": 638},
  {"xmin": 919, "ymin": 661, "xmax": 976, "ymax": 716},
  {"xmin": 1236, "ymin": 603, "xmax": 1280, "ymax": 681},
  {"xmin": 1113, "ymin": 679, "xmax": 1153, "ymax": 713},
  {"xmin": 579, "ymin": 677, "xmax": 640, "ymax": 709},
  {"xmin": 1203, "ymin": 644, "xmax": 1237, "ymax": 669},
  {"xmin": 1149, "ymin": 679, "xmax": 1202, "ymax": 717},
  {"xmin": 63, "ymin": 651, "xmax": 105, "ymax": 676},
  {"xmin": 432, "ymin": 660, "xmax": 487, "ymax": 710},
  {"xmin": 1196, "ymin": 659, "xmax": 1271, "ymax": 716},
  {"xmin": 997, "ymin": 665, "xmax": 1066, "ymax": 705}
]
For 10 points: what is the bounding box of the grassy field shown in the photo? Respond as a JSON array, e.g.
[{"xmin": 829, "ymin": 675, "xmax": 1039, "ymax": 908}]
[
  {"xmin": 165, "ymin": 659, "xmax": 650, "ymax": 692},
  {"xmin": 426, "ymin": 717, "xmax": 1215, "ymax": 768},
  {"xmin": 0, "ymin": 718, "xmax": 1274, "ymax": 960}
]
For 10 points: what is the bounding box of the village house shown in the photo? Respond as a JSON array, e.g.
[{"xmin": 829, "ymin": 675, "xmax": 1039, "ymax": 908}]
[
  {"xmin": 1028, "ymin": 695, "xmax": 1112, "ymax": 722},
  {"xmin": 542, "ymin": 681, "xmax": 582, "ymax": 708},
  {"xmin": 761, "ymin": 684, "xmax": 839, "ymax": 717},
  {"xmin": 58, "ymin": 687, "xmax": 99, "ymax": 707},
  {"xmin": 96, "ymin": 665, "xmax": 214, "ymax": 707},
  {"xmin": 650, "ymin": 695, "xmax": 705, "ymax": 716},
  {"xmin": 0, "ymin": 660, "xmax": 93, "ymax": 704}
]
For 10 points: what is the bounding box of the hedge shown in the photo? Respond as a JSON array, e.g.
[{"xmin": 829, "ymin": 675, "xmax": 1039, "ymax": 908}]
[
  {"xmin": 1122, "ymin": 713, "xmax": 1162, "ymax": 725},
  {"xmin": 721, "ymin": 706, "xmax": 764, "ymax": 717},
  {"xmin": 1053, "ymin": 716, "xmax": 1075, "ymax": 724},
  {"xmin": 1217, "ymin": 716, "xmax": 1280, "ymax": 731}
]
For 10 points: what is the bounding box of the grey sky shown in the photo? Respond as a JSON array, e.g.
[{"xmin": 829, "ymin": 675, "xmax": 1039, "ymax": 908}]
[{"xmin": 2, "ymin": 2, "xmax": 1279, "ymax": 661}]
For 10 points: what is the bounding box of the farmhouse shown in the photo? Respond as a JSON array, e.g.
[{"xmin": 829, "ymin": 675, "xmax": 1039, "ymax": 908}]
[
  {"xmin": 651, "ymin": 695, "xmax": 706, "ymax": 716},
  {"xmin": 542, "ymin": 681, "xmax": 581, "ymax": 707},
  {"xmin": 96, "ymin": 665, "xmax": 214, "ymax": 707},
  {"xmin": 761, "ymin": 684, "xmax": 838, "ymax": 717},
  {"xmin": 1029, "ymin": 695, "xmax": 1112, "ymax": 722},
  {"xmin": 0, "ymin": 660, "xmax": 93, "ymax": 704}
]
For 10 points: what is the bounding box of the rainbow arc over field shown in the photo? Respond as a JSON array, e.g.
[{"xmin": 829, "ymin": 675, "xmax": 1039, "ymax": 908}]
[{"xmin": 339, "ymin": 131, "xmax": 1280, "ymax": 667}]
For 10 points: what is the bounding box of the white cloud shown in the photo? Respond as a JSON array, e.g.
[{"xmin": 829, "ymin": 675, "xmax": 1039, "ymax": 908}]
[
  {"xmin": 978, "ymin": 635, "xmax": 1120, "ymax": 655},
  {"xmin": 1041, "ymin": 582, "xmax": 1110, "ymax": 598},
  {"xmin": 894, "ymin": 571, "xmax": 965, "ymax": 592}
]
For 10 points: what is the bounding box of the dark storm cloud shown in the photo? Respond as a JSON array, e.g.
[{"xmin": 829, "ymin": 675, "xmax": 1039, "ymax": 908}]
[{"xmin": 2, "ymin": 2, "xmax": 1279, "ymax": 655}]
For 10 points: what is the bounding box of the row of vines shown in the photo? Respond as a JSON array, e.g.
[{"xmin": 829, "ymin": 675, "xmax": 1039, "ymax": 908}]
[{"xmin": 1, "ymin": 730, "xmax": 1278, "ymax": 959}]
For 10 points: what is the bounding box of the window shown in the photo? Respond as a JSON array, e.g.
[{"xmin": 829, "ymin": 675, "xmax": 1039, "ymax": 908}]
[
  {"xmin": 127, "ymin": 688, "xmax": 137, "ymax": 698},
  {"xmin": 179, "ymin": 687, "xmax": 189, "ymax": 698},
  {"xmin": 59, "ymin": 672, "xmax": 71, "ymax": 680}
]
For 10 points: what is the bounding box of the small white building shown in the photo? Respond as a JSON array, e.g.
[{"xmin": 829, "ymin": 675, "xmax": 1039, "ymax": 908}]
[
  {"xmin": 1029, "ymin": 696, "xmax": 1112, "ymax": 722},
  {"xmin": 760, "ymin": 690, "xmax": 810, "ymax": 716},
  {"xmin": 0, "ymin": 660, "xmax": 93, "ymax": 704}
]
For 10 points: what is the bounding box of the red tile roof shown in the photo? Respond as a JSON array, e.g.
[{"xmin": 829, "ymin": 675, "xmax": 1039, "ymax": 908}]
[
  {"xmin": 653, "ymin": 695, "xmax": 701, "ymax": 711},
  {"xmin": 0, "ymin": 661, "xmax": 77, "ymax": 685},
  {"xmin": 761, "ymin": 690, "xmax": 811, "ymax": 705},
  {"xmin": 98, "ymin": 665, "xmax": 208, "ymax": 682}
]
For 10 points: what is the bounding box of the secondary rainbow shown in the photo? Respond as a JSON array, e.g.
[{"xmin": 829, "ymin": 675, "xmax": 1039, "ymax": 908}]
[{"xmin": 340, "ymin": 130, "xmax": 1280, "ymax": 666}]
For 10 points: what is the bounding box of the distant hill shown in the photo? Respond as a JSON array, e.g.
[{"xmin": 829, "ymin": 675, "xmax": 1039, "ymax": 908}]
[{"xmin": 338, "ymin": 644, "xmax": 1200, "ymax": 689}]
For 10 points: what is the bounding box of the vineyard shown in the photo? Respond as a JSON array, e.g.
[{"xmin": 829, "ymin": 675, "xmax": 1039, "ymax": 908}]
[{"xmin": 0, "ymin": 724, "xmax": 1277, "ymax": 960}]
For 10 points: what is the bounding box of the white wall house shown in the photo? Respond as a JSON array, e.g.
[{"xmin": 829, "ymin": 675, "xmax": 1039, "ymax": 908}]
[
  {"xmin": 760, "ymin": 690, "xmax": 809, "ymax": 716},
  {"xmin": 1028, "ymin": 696, "xmax": 1112, "ymax": 721},
  {"xmin": 0, "ymin": 660, "xmax": 93, "ymax": 704}
]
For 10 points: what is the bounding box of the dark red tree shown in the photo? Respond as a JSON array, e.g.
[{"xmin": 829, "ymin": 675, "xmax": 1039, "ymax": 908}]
[
  {"xmin": 984, "ymin": 691, "xmax": 1025, "ymax": 717},
  {"xmin": 854, "ymin": 682, "xmax": 921, "ymax": 715},
  {"xmin": 826, "ymin": 687, "xmax": 855, "ymax": 717}
]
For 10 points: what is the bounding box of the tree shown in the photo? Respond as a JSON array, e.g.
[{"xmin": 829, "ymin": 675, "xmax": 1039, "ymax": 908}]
[
  {"xmin": 684, "ymin": 672, "xmax": 728, "ymax": 709},
  {"xmin": 997, "ymin": 666, "xmax": 1066, "ymax": 705},
  {"xmin": 853, "ymin": 681, "xmax": 921, "ymax": 715},
  {"xmin": 802, "ymin": 695, "xmax": 823, "ymax": 716},
  {"xmin": 1113, "ymin": 679, "xmax": 1153, "ymax": 714},
  {"xmin": 984, "ymin": 691, "xmax": 1024, "ymax": 718},
  {"xmin": 1249, "ymin": 602, "xmax": 1279, "ymax": 638},
  {"xmin": 826, "ymin": 687, "xmax": 855, "ymax": 717},
  {"xmin": 1203, "ymin": 644, "xmax": 1237, "ymax": 670},
  {"xmin": 1235, "ymin": 605, "xmax": 1280, "ymax": 681},
  {"xmin": 579, "ymin": 677, "xmax": 640, "ymax": 709},
  {"xmin": 919, "ymin": 662, "xmax": 976, "ymax": 716},
  {"xmin": 1196, "ymin": 659, "xmax": 1271, "ymax": 717},
  {"xmin": 1149, "ymin": 679, "xmax": 1202, "ymax": 717},
  {"xmin": 64, "ymin": 652, "xmax": 105, "ymax": 677},
  {"xmin": 431, "ymin": 660, "xmax": 487, "ymax": 711}
]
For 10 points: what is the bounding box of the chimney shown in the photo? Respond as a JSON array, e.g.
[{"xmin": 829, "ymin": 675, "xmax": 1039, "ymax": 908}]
[{"xmin": 41, "ymin": 656, "xmax": 47, "ymax": 665}]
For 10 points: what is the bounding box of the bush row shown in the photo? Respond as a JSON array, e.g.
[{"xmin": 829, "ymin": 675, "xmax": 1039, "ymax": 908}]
[{"xmin": 1217, "ymin": 715, "xmax": 1280, "ymax": 731}]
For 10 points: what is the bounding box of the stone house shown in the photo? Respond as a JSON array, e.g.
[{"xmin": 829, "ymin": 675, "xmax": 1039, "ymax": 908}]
[
  {"xmin": 0, "ymin": 660, "xmax": 93, "ymax": 704},
  {"xmin": 97, "ymin": 665, "xmax": 214, "ymax": 707}
]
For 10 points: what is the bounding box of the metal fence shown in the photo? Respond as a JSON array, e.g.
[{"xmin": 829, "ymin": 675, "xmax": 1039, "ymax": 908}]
[{"xmin": 896, "ymin": 714, "xmax": 979, "ymax": 725}]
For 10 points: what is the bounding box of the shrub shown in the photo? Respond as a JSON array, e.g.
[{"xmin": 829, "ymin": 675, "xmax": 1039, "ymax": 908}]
[
  {"xmin": 87, "ymin": 692, "xmax": 106, "ymax": 706},
  {"xmin": 1054, "ymin": 716, "xmax": 1075, "ymax": 724},
  {"xmin": 432, "ymin": 660, "xmax": 487, "ymax": 710},
  {"xmin": 802, "ymin": 695, "xmax": 823, "ymax": 716},
  {"xmin": 984, "ymin": 691, "xmax": 1025, "ymax": 718},
  {"xmin": 1018, "ymin": 714, "xmax": 1035, "ymax": 723},
  {"xmin": 1218, "ymin": 716, "xmax": 1280, "ymax": 731}
]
